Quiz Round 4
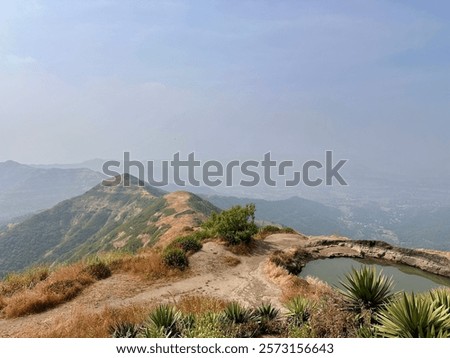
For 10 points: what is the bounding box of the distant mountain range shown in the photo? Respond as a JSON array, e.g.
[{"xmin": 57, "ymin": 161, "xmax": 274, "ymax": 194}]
[
  {"xmin": 0, "ymin": 174, "xmax": 218, "ymax": 277},
  {"xmin": 205, "ymin": 195, "xmax": 450, "ymax": 252},
  {"xmin": 205, "ymin": 195, "xmax": 350, "ymax": 237},
  {"xmin": 0, "ymin": 161, "xmax": 104, "ymax": 224},
  {"xmin": 0, "ymin": 160, "xmax": 448, "ymax": 278}
]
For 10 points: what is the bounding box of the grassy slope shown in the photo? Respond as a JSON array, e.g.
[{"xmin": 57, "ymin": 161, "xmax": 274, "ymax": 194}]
[
  {"xmin": 0, "ymin": 179, "xmax": 221, "ymax": 278},
  {"xmin": 0, "ymin": 179, "xmax": 166, "ymax": 277}
]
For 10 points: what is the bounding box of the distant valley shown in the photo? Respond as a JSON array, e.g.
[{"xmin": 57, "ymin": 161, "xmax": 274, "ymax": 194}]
[{"xmin": 0, "ymin": 161, "xmax": 104, "ymax": 224}]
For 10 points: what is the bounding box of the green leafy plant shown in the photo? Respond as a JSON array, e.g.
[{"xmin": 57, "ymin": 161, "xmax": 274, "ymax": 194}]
[
  {"xmin": 428, "ymin": 288, "xmax": 450, "ymax": 312},
  {"xmin": 182, "ymin": 312, "xmax": 228, "ymax": 338},
  {"xmin": 169, "ymin": 236, "xmax": 202, "ymax": 253},
  {"xmin": 377, "ymin": 292, "xmax": 450, "ymax": 338},
  {"xmin": 255, "ymin": 302, "xmax": 279, "ymax": 321},
  {"xmin": 223, "ymin": 302, "xmax": 254, "ymax": 324},
  {"xmin": 142, "ymin": 304, "xmax": 181, "ymax": 337},
  {"xmin": 338, "ymin": 266, "xmax": 396, "ymax": 314},
  {"xmin": 109, "ymin": 322, "xmax": 141, "ymax": 338},
  {"xmin": 284, "ymin": 296, "xmax": 312, "ymax": 326},
  {"xmin": 82, "ymin": 261, "xmax": 112, "ymax": 280},
  {"xmin": 356, "ymin": 325, "xmax": 376, "ymax": 338},
  {"xmin": 162, "ymin": 248, "xmax": 188, "ymax": 270},
  {"xmin": 203, "ymin": 204, "xmax": 258, "ymax": 245}
]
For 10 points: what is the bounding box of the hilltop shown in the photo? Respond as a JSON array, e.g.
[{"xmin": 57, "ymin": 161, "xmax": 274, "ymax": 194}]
[{"xmin": 0, "ymin": 174, "xmax": 218, "ymax": 277}]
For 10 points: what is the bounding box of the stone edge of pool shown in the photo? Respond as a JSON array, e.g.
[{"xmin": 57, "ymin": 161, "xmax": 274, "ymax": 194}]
[{"xmin": 268, "ymin": 234, "xmax": 450, "ymax": 279}]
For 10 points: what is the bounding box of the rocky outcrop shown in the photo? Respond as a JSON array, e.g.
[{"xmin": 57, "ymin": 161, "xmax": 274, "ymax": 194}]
[{"xmin": 270, "ymin": 235, "xmax": 450, "ymax": 278}]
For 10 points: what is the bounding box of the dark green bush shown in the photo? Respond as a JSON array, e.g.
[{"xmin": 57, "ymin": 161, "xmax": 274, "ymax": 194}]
[
  {"xmin": 203, "ymin": 204, "xmax": 258, "ymax": 245},
  {"xmin": 169, "ymin": 236, "xmax": 202, "ymax": 253},
  {"xmin": 82, "ymin": 261, "xmax": 112, "ymax": 280},
  {"xmin": 162, "ymin": 248, "xmax": 188, "ymax": 270}
]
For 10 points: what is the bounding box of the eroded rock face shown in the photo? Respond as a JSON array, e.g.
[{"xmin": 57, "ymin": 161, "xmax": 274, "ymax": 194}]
[{"xmin": 271, "ymin": 236, "xmax": 450, "ymax": 278}]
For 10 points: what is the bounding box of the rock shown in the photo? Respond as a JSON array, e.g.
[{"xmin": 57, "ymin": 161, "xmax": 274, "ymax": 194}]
[{"xmin": 271, "ymin": 237, "xmax": 450, "ymax": 278}]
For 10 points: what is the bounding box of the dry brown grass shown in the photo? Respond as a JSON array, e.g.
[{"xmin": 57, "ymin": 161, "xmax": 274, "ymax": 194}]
[
  {"xmin": 222, "ymin": 256, "xmax": 241, "ymax": 267},
  {"xmin": 266, "ymin": 259, "xmax": 357, "ymax": 337},
  {"xmin": 0, "ymin": 266, "xmax": 49, "ymax": 297},
  {"xmin": 113, "ymin": 251, "xmax": 182, "ymax": 281},
  {"xmin": 0, "ymin": 295, "xmax": 6, "ymax": 311},
  {"xmin": 256, "ymin": 226, "xmax": 297, "ymax": 240},
  {"xmin": 28, "ymin": 304, "xmax": 151, "ymax": 338},
  {"xmin": 174, "ymin": 295, "xmax": 229, "ymax": 315},
  {"xmin": 265, "ymin": 260, "xmax": 308, "ymax": 300},
  {"xmin": 0, "ymin": 247, "xmax": 189, "ymax": 320},
  {"xmin": 308, "ymin": 296, "xmax": 357, "ymax": 338},
  {"xmin": 2, "ymin": 264, "xmax": 95, "ymax": 318}
]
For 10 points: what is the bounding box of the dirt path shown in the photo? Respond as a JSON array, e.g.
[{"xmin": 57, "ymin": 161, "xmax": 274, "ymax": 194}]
[{"xmin": 0, "ymin": 234, "xmax": 306, "ymax": 337}]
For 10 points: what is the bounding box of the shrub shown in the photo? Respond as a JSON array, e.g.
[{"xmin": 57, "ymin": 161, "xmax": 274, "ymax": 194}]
[
  {"xmin": 356, "ymin": 325, "xmax": 376, "ymax": 338},
  {"xmin": 338, "ymin": 266, "xmax": 395, "ymax": 314},
  {"xmin": 255, "ymin": 302, "xmax": 280, "ymax": 334},
  {"xmin": 142, "ymin": 304, "xmax": 181, "ymax": 337},
  {"xmin": 255, "ymin": 302, "xmax": 279, "ymax": 321},
  {"xmin": 182, "ymin": 312, "xmax": 228, "ymax": 338},
  {"xmin": 428, "ymin": 288, "xmax": 450, "ymax": 312},
  {"xmin": 285, "ymin": 296, "xmax": 312, "ymax": 326},
  {"xmin": 180, "ymin": 312, "xmax": 196, "ymax": 331},
  {"xmin": 110, "ymin": 322, "xmax": 141, "ymax": 338},
  {"xmin": 223, "ymin": 302, "xmax": 254, "ymax": 324},
  {"xmin": 377, "ymin": 292, "xmax": 450, "ymax": 338},
  {"xmin": 162, "ymin": 248, "xmax": 188, "ymax": 270},
  {"xmin": 169, "ymin": 236, "xmax": 202, "ymax": 253},
  {"xmin": 82, "ymin": 261, "xmax": 112, "ymax": 280},
  {"xmin": 229, "ymin": 320, "xmax": 261, "ymax": 338},
  {"xmin": 203, "ymin": 204, "xmax": 258, "ymax": 245}
]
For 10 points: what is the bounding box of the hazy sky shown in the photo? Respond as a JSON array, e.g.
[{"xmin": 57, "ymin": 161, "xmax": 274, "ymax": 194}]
[{"xmin": 1, "ymin": 0, "xmax": 449, "ymax": 178}]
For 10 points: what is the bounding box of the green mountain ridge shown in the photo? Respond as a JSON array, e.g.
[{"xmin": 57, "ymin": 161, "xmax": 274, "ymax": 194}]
[{"xmin": 0, "ymin": 174, "xmax": 218, "ymax": 278}]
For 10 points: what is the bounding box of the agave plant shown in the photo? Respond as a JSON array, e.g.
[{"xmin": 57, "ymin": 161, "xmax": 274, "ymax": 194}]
[
  {"xmin": 377, "ymin": 292, "xmax": 450, "ymax": 338},
  {"xmin": 142, "ymin": 304, "xmax": 181, "ymax": 337},
  {"xmin": 356, "ymin": 325, "xmax": 376, "ymax": 338},
  {"xmin": 284, "ymin": 296, "xmax": 312, "ymax": 326},
  {"xmin": 109, "ymin": 321, "xmax": 141, "ymax": 338},
  {"xmin": 428, "ymin": 288, "xmax": 450, "ymax": 313},
  {"xmin": 338, "ymin": 266, "xmax": 396, "ymax": 313},
  {"xmin": 255, "ymin": 302, "xmax": 279, "ymax": 321},
  {"xmin": 223, "ymin": 302, "xmax": 254, "ymax": 324}
]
